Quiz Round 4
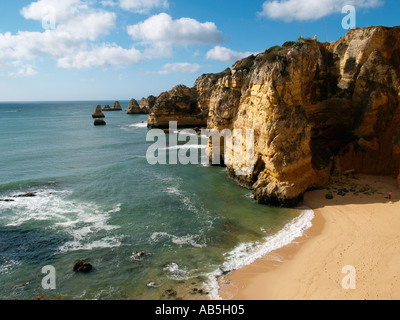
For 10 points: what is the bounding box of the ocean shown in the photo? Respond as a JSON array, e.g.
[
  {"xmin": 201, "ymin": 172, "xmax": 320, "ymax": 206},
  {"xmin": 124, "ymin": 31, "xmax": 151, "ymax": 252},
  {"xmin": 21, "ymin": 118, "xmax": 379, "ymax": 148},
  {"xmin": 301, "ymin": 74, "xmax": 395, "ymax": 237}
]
[{"xmin": 0, "ymin": 101, "xmax": 313, "ymax": 300}]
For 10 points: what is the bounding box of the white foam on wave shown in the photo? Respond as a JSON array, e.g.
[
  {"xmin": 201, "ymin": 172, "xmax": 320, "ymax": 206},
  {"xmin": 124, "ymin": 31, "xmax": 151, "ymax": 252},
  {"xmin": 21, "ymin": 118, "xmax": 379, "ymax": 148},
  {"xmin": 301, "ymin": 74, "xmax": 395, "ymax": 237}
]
[
  {"xmin": 0, "ymin": 189, "xmax": 122, "ymax": 253},
  {"xmin": 59, "ymin": 236, "xmax": 122, "ymax": 253},
  {"xmin": 150, "ymin": 232, "xmax": 206, "ymax": 248},
  {"xmin": 204, "ymin": 208, "xmax": 315, "ymax": 300},
  {"xmin": 0, "ymin": 259, "xmax": 21, "ymax": 275},
  {"xmin": 164, "ymin": 186, "xmax": 199, "ymax": 215},
  {"xmin": 162, "ymin": 262, "xmax": 195, "ymax": 281},
  {"xmin": 119, "ymin": 122, "xmax": 148, "ymax": 132},
  {"xmin": 128, "ymin": 122, "xmax": 148, "ymax": 128}
]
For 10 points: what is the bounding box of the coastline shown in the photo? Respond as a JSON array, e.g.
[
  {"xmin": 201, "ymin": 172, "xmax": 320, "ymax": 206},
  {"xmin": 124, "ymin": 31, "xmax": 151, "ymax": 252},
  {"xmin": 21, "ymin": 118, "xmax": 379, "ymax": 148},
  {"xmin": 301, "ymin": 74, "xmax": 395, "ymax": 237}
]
[{"xmin": 218, "ymin": 175, "xmax": 400, "ymax": 300}]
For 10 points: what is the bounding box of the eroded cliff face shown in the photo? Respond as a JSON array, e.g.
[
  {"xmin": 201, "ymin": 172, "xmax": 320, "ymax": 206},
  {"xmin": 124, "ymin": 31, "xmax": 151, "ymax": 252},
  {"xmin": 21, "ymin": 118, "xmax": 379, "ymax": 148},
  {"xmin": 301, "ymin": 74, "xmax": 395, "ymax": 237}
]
[{"xmin": 148, "ymin": 26, "xmax": 400, "ymax": 206}]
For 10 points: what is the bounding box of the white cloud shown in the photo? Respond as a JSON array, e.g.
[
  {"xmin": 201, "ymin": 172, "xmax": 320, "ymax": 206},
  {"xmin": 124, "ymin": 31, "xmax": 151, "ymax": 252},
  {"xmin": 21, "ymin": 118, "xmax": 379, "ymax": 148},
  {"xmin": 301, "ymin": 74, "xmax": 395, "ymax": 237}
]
[
  {"xmin": 0, "ymin": 0, "xmax": 146, "ymax": 72},
  {"xmin": 260, "ymin": 0, "xmax": 384, "ymax": 22},
  {"xmin": 9, "ymin": 63, "xmax": 37, "ymax": 77},
  {"xmin": 206, "ymin": 46, "xmax": 255, "ymax": 63},
  {"xmin": 20, "ymin": 0, "xmax": 88, "ymax": 23},
  {"xmin": 57, "ymin": 45, "xmax": 142, "ymax": 69},
  {"xmin": 0, "ymin": 10, "xmax": 116, "ymax": 61},
  {"xmin": 101, "ymin": 0, "xmax": 118, "ymax": 7},
  {"xmin": 151, "ymin": 62, "xmax": 203, "ymax": 75},
  {"xmin": 127, "ymin": 13, "xmax": 223, "ymax": 48},
  {"xmin": 119, "ymin": 0, "xmax": 169, "ymax": 13}
]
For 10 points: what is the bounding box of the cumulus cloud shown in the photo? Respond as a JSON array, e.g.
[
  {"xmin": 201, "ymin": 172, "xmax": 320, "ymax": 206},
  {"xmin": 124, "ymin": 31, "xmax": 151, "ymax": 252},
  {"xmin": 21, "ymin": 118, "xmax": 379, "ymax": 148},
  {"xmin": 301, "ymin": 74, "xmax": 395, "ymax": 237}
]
[
  {"xmin": 127, "ymin": 13, "xmax": 223, "ymax": 48},
  {"xmin": 9, "ymin": 63, "xmax": 38, "ymax": 77},
  {"xmin": 260, "ymin": 0, "xmax": 384, "ymax": 22},
  {"xmin": 20, "ymin": 0, "xmax": 88, "ymax": 23},
  {"xmin": 0, "ymin": 0, "xmax": 145, "ymax": 72},
  {"xmin": 206, "ymin": 46, "xmax": 256, "ymax": 63},
  {"xmin": 119, "ymin": 0, "xmax": 169, "ymax": 13},
  {"xmin": 151, "ymin": 62, "xmax": 203, "ymax": 75},
  {"xmin": 1, "ymin": 1, "xmax": 224, "ymax": 74},
  {"xmin": 57, "ymin": 45, "xmax": 142, "ymax": 69}
]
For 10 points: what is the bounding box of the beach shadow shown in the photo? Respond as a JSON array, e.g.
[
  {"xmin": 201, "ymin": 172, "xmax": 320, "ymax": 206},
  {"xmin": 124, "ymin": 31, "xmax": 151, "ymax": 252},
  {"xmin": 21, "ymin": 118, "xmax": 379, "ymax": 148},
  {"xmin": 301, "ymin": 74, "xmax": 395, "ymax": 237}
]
[{"xmin": 302, "ymin": 174, "xmax": 399, "ymax": 210}]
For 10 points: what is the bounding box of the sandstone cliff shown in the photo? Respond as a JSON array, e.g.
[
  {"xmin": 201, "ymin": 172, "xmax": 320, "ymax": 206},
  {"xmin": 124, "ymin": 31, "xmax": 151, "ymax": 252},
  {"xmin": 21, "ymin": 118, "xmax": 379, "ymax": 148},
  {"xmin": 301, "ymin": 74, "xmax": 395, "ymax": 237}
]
[
  {"xmin": 148, "ymin": 26, "xmax": 400, "ymax": 206},
  {"xmin": 127, "ymin": 96, "xmax": 156, "ymax": 114},
  {"xmin": 148, "ymin": 85, "xmax": 208, "ymax": 128}
]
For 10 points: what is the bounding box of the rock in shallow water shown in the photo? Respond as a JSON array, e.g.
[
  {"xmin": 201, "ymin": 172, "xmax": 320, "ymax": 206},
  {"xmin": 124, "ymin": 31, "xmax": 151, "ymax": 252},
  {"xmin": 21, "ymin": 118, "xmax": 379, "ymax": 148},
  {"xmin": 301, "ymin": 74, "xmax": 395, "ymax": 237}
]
[
  {"xmin": 16, "ymin": 192, "xmax": 37, "ymax": 198},
  {"xmin": 73, "ymin": 260, "xmax": 93, "ymax": 273},
  {"xmin": 94, "ymin": 119, "xmax": 106, "ymax": 126}
]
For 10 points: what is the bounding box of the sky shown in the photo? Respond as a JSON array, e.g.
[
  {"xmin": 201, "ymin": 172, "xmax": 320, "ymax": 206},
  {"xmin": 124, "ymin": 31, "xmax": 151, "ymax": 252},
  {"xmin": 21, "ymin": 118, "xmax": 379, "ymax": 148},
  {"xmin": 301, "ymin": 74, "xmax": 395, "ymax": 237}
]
[{"xmin": 0, "ymin": 0, "xmax": 398, "ymax": 101}]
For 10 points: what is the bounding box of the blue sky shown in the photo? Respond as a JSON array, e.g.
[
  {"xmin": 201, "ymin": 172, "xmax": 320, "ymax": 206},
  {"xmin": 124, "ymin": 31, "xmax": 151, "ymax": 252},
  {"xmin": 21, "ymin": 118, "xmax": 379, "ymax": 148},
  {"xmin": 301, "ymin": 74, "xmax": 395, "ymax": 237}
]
[{"xmin": 0, "ymin": 0, "xmax": 398, "ymax": 101}]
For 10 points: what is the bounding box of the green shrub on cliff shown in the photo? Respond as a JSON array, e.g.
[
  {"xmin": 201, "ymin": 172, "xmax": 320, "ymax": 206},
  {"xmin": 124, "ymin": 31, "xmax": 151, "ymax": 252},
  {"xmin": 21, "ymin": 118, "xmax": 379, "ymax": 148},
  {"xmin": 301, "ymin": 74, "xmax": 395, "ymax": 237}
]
[
  {"xmin": 235, "ymin": 55, "xmax": 256, "ymax": 72},
  {"xmin": 262, "ymin": 46, "xmax": 282, "ymax": 63}
]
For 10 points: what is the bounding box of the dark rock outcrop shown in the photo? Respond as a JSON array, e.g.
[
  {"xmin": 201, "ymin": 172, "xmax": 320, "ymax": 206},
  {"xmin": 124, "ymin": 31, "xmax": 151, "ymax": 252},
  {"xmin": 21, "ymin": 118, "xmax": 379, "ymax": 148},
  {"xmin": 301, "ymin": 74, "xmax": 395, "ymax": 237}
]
[
  {"xmin": 103, "ymin": 102, "xmax": 122, "ymax": 111},
  {"xmin": 94, "ymin": 119, "xmax": 106, "ymax": 126},
  {"xmin": 73, "ymin": 260, "xmax": 93, "ymax": 273},
  {"xmin": 16, "ymin": 192, "xmax": 37, "ymax": 198}
]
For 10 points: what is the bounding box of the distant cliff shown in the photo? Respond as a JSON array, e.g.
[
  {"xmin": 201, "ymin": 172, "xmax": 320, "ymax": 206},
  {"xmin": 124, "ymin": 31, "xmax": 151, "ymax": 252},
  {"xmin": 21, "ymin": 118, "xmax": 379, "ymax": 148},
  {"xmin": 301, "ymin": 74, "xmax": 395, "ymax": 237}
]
[
  {"xmin": 128, "ymin": 96, "xmax": 157, "ymax": 114},
  {"xmin": 147, "ymin": 26, "xmax": 400, "ymax": 207}
]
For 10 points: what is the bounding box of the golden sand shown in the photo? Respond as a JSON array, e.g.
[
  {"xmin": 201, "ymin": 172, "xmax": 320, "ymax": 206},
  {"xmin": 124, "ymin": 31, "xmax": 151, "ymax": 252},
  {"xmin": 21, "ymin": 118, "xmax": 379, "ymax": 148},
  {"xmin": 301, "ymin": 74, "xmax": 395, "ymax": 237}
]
[{"xmin": 219, "ymin": 175, "xmax": 400, "ymax": 300}]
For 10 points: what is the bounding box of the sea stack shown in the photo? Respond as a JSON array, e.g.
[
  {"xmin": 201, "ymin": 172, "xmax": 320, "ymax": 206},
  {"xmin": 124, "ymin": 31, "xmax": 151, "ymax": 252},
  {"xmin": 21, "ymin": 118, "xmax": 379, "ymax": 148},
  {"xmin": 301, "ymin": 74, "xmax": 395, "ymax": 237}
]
[
  {"xmin": 112, "ymin": 101, "xmax": 122, "ymax": 111},
  {"xmin": 127, "ymin": 96, "xmax": 156, "ymax": 114},
  {"xmin": 92, "ymin": 105, "xmax": 105, "ymax": 119},
  {"xmin": 127, "ymin": 99, "xmax": 141, "ymax": 114},
  {"xmin": 103, "ymin": 105, "xmax": 112, "ymax": 111},
  {"xmin": 139, "ymin": 96, "xmax": 157, "ymax": 113}
]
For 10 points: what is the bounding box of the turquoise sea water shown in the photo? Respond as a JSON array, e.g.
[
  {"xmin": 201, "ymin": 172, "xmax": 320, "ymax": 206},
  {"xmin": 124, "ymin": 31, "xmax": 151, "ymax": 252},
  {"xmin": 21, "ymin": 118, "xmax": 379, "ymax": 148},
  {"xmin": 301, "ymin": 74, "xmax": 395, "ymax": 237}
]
[{"xmin": 0, "ymin": 101, "xmax": 312, "ymax": 300}]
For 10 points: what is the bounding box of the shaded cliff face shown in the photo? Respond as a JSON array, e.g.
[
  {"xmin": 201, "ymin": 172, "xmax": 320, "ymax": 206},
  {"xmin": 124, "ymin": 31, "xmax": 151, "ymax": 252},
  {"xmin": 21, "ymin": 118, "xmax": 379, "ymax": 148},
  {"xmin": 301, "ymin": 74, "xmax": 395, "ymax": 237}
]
[{"xmin": 147, "ymin": 26, "xmax": 400, "ymax": 206}]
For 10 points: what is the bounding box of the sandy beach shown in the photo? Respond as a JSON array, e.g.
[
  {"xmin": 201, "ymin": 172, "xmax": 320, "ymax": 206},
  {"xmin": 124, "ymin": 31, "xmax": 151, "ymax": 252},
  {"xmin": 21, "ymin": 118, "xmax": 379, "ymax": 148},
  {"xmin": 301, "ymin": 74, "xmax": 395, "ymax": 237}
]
[{"xmin": 219, "ymin": 175, "xmax": 400, "ymax": 300}]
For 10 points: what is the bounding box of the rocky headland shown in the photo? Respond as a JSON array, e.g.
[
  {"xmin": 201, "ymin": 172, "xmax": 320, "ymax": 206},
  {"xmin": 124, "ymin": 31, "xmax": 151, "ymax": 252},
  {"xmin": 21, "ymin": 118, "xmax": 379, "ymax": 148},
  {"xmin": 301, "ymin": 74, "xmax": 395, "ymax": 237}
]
[
  {"xmin": 147, "ymin": 26, "xmax": 400, "ymax": 207},
  {"xmin": 127, "ymin": 96, "xmax": 156, "ymax": 114}
]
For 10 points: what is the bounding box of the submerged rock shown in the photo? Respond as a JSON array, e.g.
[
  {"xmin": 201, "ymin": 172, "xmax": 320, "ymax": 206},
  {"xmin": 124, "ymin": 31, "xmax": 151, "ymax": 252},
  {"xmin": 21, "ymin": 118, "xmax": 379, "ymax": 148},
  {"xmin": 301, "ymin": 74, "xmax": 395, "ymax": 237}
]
[
  {"xmin": 73, "ymin": 260, "xmax": 93, "ymax": 273},
  {"xmin": 131, "ymin": 251, "xmax": 149, "ymax": 260},
  {"xmin": 16, "ymin": 192, "xmax": 37, "ymax": 198},
  {"xmin": 163, "ymin": 289, "xmax": 177, "ymax": 298},
  {"xmin": 92, "ymin": 105, "xmax": 105, "ymax": 119},
  {"xmin": 94, "ymin": 119, "xmax": 106, "ymax": 126}
]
